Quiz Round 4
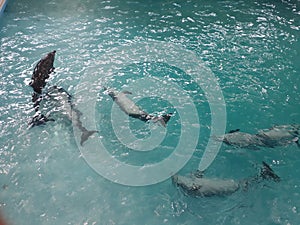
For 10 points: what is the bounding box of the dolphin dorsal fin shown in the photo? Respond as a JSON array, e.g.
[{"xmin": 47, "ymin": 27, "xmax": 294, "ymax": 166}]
[
  {"xmin": 122, "ymin": 90, "xmax": 132, "ymax": 95},
  {"xmin": 293, "ymin": 137, "xmax": 300, "ymax": 148},
  {"xmin": 261, "ymin": 161, "xmax": 280, "ymax": 182},
  {"xmin": 229, "ymin": 129, "xmax": 240, "ymax": 133},
  {"xmin": 194, "ymin": 170, "xmax": 204, "ymax": 178}
]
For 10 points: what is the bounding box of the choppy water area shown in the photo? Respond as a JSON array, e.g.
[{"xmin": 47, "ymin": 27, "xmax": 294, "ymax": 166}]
[{"xmin": 0, "ymin": 0, "xmax": 300, "ymax": 224}]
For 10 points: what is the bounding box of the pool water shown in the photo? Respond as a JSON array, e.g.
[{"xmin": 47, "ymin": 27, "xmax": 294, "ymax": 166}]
[{"xmin": 1, "ymin": 0, "xmax": 300, "ymax": 224}]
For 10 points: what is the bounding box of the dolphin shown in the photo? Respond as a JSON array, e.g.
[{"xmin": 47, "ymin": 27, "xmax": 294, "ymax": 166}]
[
  {"xmin": 28, "ymin": 50, "xmax": 57, "ymax": 126},
  {"xmin": 216, "ymin": 125, "xmax": 300, "ymax": 149},
  {"xmin": 215, "ymin": 129, "xmax": 265, "ymax": 150},
  {"xmin": 106, "ymin": 88, "xmax": 172, "ymax": 127},
  {"xmin": 256, "ymin": 125, "xmax": 300, "ymax": 148},
  {"xmin": 29, "ymin": 50, "xmax": 56, "ymax": 95},
  {"xmin": 172, "ymin": 161, "xmax": 280, "ymax": 197},
  {"xmin": 29, "ymin": 86, "xmax": 97, "ymax": 145}
]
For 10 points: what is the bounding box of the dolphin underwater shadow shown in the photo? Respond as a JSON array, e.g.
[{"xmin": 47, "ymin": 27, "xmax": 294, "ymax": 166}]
[
  {"xmin": 172, "ymin": 161, "xmax": 280, "ymax": 198},
  {"xmin": 28, "ymin": 51, "xmax": 97, "ymax": 145},
  {"xmin": 215, "ymin": 125, "xmax": 300, "ymax": 150},
  {"xmin": 105, "ymin": 88, "xmax": 172, "ymax": 127},
  {"xmin": 31, "ymin": 86, "xmax": 98, "ymax": 146}
]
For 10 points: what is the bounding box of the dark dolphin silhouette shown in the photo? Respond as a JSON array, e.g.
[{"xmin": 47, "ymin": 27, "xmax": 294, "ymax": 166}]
[{"xmin": 29, "ymin": 50, "xmax": 56, "ymax": 95}]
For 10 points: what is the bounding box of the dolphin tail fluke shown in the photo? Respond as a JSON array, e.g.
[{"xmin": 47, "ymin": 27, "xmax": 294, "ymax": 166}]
[
  {"xmin": 157, "ymin": 113, "xmax": 173, "ymax": 127},
  {"xmin": 171, "ymin": 175, "xmax": 179, "ymax": 186},
  {"xmin": 293, "ymin": 137, "xmax": 300, "ymax": 148},
  {"xmin": 240, "ymin": 161, "xmax": 280, "ymax": 191},
  {"xmin": 260, "ymin": 161, "xmax": 280, "ymax": 182},
  {"xmin": 80, "ymin": 130, "xmax": 98, "ymax": 146},
  {"xmin": 211, "ymin": 135, "xmax": 223, "ymax": 142}
]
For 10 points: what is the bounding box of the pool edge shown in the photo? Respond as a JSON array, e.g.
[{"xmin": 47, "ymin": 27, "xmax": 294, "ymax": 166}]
[{"xmin": 0, "ymin": 0, "xmax": 8, "ymax": 16}]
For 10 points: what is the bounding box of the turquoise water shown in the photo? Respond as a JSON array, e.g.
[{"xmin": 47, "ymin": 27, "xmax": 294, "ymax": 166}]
[{"xmin": 1, "ymin": 0, "xmax": 300, "ymax": 224}]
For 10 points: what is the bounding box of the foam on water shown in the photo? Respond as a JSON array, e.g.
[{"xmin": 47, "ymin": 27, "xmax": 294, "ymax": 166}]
[{"xmin": 0, "ymin": 0, "xmax": 300, "ymax": 224}]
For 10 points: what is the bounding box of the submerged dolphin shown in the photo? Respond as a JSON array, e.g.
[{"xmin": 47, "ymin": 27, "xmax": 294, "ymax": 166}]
[
  {"xmin": 27, "ymin": 52, "xmax": 96, "ymax": 145},
  {"xmin": 172, "ymin": 161, "xmax": 280, "ymax": 197},
  {"xmin": 29, "ymin": 86, "xmax": 97, "ymax": 145},
  {"xmin": 217, "ymin": 125, "xmax": 300, "ymax": 149},
  {"xmin": 106, "ymin": 88, "xmax": 172, "ymax": 127}
]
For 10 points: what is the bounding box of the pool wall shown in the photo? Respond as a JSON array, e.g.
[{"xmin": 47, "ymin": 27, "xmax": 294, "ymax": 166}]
[{"xmin": 0, "ymin": 0, "xmax": 8, "ymax": 15}]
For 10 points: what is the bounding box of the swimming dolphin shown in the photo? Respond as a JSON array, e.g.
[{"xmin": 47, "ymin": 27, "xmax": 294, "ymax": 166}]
[
  {"xmin": 172, "ymin": 161, "xmax": 280, "ymax": 197},
  {"xmin": 106, "ymin": 88, "xmax": 172, "ymax": 127},
  {"xmin": 256, "ymin": 125, "xmax": 300, "ymax": 148},
  {"xmin": 29, "ymin": 86, "xmax": 97, "ymax": 145},
  {"xmin": 216, "ymin": 125, "xmax": 300, "ymax": 149},
  {"xmin": 29, "ymin": 50, "xmax": 56, "ymax": 95},
  {"xmin": 27, "ymin": 50, "xmax": 57, "ymax": 129},
  {"xmin": 215, "ymin": 129, "xmax": 265, "ymax": 150}
]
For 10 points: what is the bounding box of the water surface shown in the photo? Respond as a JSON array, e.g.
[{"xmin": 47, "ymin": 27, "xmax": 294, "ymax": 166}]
[{"xmin": 0, "ymin": 0, "xmax": 300, "ymax": 224}]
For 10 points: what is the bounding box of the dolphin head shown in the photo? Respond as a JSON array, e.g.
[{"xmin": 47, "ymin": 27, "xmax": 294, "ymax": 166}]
[{"xmin": 172, "ymin": 175, "xmax": 193, "ymax": 191}]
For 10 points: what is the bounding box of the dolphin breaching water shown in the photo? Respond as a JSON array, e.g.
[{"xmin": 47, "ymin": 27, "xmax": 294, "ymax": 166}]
[
  {"xmin": 28, "ymin": 51, "xmax": 97, "ymax": 145},
  {"xmin": 216, "ymin": 125, "xmax": 300, "ymax": 149},
  {"xmin": 28, "ymin": 50, "xmax": 57, "ymax": 123},
  {"xmin": 29, "ymin": 50, "xmax": 56, "ymax": 103},
  {"xmin": 106, "ymin": 88, "xmax": 172, "ymax": 127},
  {"xmin": 172, "ymin": 161, "xmax": 280, "ymax": 197}
]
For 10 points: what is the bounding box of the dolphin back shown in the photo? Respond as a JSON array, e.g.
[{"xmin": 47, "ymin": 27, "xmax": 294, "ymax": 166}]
[
  {"xmin": 152, "ymin": 113, "xmax": 173, "ymax": 127},
  {"xmin": 29, "ymin": 50, "xmax": 56, "ymax": 94},
  {"xmin": 172, "ymin": 174, "xmax": 240, "ymax": 197}
]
